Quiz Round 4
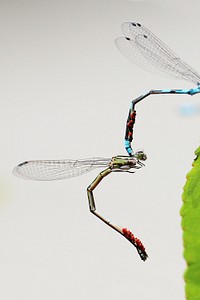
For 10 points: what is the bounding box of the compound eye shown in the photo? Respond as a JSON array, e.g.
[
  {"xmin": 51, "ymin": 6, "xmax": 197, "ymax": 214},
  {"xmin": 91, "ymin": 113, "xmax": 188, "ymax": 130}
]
[
  {"xmin": 142, "ymin": 154, "xmax": 147, "ymax": 161},
  {"xmin": 134, "ymin": 151, "xmax": 147, "ymax": 161}
]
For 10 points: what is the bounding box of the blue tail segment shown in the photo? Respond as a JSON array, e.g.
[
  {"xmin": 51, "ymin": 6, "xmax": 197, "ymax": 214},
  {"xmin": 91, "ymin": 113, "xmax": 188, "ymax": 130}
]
[
  {"xmin": 125, "ymin": 140, "xmax": 133, "ymax": 156},
  {"xmin": 124, "ymin": 87, "xmax": 200, "ymax": 156},
  {"xmin": 161, "ymin": 88, "xmax": 200, "ymax": 95}
]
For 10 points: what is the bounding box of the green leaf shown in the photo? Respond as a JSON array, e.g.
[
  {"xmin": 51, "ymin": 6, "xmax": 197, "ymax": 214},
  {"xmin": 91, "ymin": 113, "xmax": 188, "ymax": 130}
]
[{"xmin": 181, "ymin": 146, "xmax": 200, "ymax": 300}]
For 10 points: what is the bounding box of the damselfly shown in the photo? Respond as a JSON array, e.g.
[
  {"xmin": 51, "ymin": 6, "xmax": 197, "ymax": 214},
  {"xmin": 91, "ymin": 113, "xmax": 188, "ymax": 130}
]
[
  {"xmin": 115, "ymin": 22, "xmax": 200, "ymax": 156},
  {"xmin": 13, "ymin": 151, "xmax": 148, "ymax": 261}
]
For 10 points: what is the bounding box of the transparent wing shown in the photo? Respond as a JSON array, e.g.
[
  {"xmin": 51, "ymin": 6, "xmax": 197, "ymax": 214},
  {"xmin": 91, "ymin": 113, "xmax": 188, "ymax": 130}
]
[
  {"xmin": 115, "ymin": 22, "xmax": 200, "ymax": 85},
  {"xmin": 13, "ymin": 158, "xmax": 111, "ymax": 181}
]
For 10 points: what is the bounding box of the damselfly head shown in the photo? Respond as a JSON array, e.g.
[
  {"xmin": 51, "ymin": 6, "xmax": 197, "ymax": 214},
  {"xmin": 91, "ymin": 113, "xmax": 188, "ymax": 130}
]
[
  {"xmin": 110, "ymin": 156, "xmax": 145, "ymax": 172},
  {"xmin": 134, "ymin": 151, "xmax": 147, "ymax": 161}
]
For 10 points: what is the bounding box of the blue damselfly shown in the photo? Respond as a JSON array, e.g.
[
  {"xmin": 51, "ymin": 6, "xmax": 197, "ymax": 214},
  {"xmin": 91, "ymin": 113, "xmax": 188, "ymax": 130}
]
[{"xmin": 115, "ymin": 22, "xmax": 200, "ymax": 155}]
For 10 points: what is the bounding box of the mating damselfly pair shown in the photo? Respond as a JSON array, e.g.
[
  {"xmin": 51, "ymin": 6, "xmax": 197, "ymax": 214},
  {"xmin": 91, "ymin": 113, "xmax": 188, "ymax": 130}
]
[{"xmin": 14, "ymin": 22, "xmax": 200, "ymax": 261}]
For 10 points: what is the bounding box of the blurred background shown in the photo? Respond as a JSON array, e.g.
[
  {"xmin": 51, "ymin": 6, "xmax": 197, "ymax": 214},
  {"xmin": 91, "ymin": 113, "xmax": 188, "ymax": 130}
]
[{"xmin": 1, "ymin": 0, "xmax": 200, "ymax": 299}]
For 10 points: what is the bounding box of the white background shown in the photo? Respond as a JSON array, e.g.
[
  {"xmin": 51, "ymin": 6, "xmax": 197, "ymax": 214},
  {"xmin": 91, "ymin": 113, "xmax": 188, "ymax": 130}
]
[{"xmin": 1, "ymin": 0, "xmax": 200, "ymax": 299}]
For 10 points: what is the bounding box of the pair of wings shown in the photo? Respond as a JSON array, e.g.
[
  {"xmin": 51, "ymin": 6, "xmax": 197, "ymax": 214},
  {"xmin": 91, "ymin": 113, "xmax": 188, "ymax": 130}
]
[
  {"xmin": 115, "ymin": 22, "xmax": 200, "ymax": 86},
  {"xmin": 13, "ymin": 158, "xmax": 111, "ymax": 181}
]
